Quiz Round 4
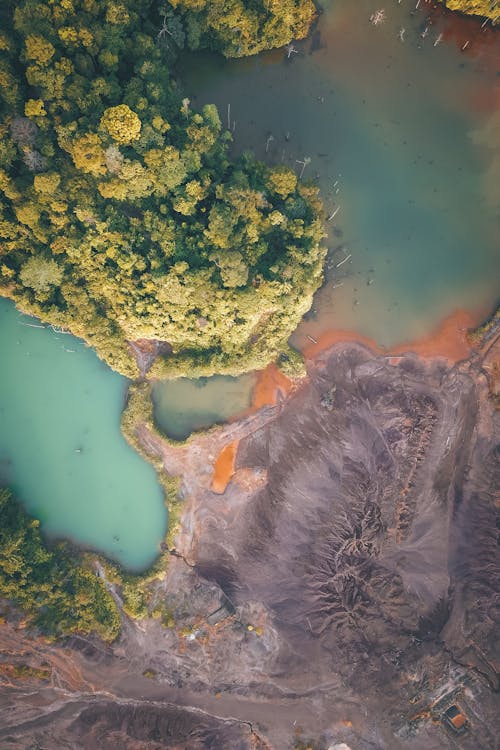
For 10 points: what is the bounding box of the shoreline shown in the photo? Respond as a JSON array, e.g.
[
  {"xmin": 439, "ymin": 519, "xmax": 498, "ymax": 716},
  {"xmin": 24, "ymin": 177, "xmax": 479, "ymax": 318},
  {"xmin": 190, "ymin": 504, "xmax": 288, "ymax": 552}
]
[
  {"xmin": 302, "ymin": 308, "xmax": 478, "ymax": 364},
  {"xmin": 208, "ymin": 306, "xmax": 490, "ymax": 496}
]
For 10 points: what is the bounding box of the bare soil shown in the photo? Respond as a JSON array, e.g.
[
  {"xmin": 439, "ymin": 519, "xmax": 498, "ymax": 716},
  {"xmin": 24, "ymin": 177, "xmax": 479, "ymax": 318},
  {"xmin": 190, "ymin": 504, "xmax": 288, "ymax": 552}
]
[{"xmin": 0, "ymin": 341, "xmax": 498, "ymax": 749}]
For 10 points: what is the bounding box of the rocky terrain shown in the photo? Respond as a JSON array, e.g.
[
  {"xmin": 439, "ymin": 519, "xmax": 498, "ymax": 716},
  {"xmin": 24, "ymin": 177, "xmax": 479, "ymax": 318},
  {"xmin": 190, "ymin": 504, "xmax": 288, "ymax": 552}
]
[{"xmin": 0, "ymin": 340, "xmax": 498, "ymax": 749}]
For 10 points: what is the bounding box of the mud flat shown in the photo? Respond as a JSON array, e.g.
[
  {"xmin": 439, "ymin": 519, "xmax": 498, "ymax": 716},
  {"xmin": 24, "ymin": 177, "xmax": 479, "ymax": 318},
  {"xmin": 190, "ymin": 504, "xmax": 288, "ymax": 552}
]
[{"xmin": 0, "ymin": 340, "xmax": 498, "ymax": 749}]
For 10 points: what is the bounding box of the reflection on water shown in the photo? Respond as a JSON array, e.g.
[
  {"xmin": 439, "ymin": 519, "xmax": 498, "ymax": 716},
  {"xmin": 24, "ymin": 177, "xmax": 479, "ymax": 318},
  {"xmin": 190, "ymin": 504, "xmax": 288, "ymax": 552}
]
[
  {"xmin": 152, "ymin": 373, "xmax": 256, "ymax": 441},
  {"xmin": 180, "ymin": 0, "xmax": 499, "ymax": 348},
  {"xmin": 0, "ymin": 299, "xmax": 166, "ymax": 571}
]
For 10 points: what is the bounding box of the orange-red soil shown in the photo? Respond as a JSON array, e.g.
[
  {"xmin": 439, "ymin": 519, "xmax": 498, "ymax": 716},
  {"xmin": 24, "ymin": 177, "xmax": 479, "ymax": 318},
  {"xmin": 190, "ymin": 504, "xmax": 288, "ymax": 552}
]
[
  {"xmin": 251, "ymin": 363, "xmax": 293, "ymax": 408},
  {"xmin": 211, "ymin": 440, "xmax": 239, "ymax": 494},
  {"xmin": 303, "ymin": 310, "xmax": 476, "ymax": 364}
]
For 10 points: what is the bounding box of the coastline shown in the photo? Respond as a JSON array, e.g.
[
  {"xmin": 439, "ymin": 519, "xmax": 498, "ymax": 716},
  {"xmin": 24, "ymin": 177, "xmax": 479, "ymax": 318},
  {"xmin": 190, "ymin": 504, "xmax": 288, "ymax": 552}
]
[
  {"xmin": 207, "ymin": 306, "xmax": 496, "ymax": 497},
  {"xmin": 302, "ymin": 309, "xmax": 477, "ymax": 363}
]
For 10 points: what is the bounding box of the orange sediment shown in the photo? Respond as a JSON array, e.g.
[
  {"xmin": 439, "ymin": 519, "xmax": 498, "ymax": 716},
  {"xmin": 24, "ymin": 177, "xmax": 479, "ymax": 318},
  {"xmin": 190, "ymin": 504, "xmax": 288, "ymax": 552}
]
[
  {"xmin": 251, "ymin": 363, "xmax": 293, "ymax": 408},
  {"xmin": 302, "ymin": 329, "xmax": 382, "ymax": 360},
  {"xmin": 303, "ymin": 309, "xmax": 477, "ymax": 364},
  {"xmin": 210, "ymin": 365, "xmax": 293, "ymax": 493},
  {"xmin": 211, "ymin": 440, "xmax": 239, "ymax": 494},
  {"xmin": 428, "ymin": 3, "xmax": 500, "ymax": 73},
  {"xmin": 390, "ymin": 309, "xmax": 475, "ymax": 362},
  {"xmin": 211, "ymin": 311, "xmax": 477, "ymax": 494}
]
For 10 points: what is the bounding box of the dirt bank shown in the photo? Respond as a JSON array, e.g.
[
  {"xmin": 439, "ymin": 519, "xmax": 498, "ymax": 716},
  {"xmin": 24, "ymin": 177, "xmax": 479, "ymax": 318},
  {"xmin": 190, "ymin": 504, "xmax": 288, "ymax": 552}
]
[
  {"xmin": 209, "ymin": 365, "xmax": 294, "ymax": 492},
  {"xmin": 251, "ymin": 364, "xmax": 293, "ymax": 409}
]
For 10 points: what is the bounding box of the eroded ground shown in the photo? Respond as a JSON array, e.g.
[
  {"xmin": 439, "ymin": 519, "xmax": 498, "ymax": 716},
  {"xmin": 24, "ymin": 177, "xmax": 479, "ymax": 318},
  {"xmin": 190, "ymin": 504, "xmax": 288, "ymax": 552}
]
[{"xmin": 0, "ymin": 341, "xmax": 498, "ymax": 749}]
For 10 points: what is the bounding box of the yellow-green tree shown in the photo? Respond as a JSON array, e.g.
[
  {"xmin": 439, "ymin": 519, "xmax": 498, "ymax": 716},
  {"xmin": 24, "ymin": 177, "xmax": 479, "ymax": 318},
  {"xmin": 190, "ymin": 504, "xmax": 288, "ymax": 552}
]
[
  {"xmin": 268, "ymin": 166, "xmax": 298, "ymax": 198},
  {"xmin": 24, "ymin": 34, "xmax": 55, "ymax": 65},
  {"xmin": 440, "ymin": 0, "xmax": 498, "ymax": 20},
  {"xmin": 0, "ymin": 0, "xmax": 325, "ymax": 379},
  {"xmin": 69, "ymin": 133, "xmax": 107, "ymax": 176},
  {"xmin": 19, "ymin": 256, "xmax": 64, "ymax": 296},
  {"xmin": 100, "ymin": 104, "xmax": 142, "ymax": 144}
]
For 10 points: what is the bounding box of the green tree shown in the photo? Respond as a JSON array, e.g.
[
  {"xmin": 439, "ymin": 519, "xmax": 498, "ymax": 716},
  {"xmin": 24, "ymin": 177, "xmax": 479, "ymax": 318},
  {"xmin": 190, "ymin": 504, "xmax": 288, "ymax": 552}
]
[
  {"xmin": 19, "ymin": 256, "xmax": 64, "ymax": 295},
  {"xmin": 100, "ymin": 104, "xmax": 142, "ymax": 144},
  {"xmin": 0, "ymin": 490, "xmax": 120, "ymax": 641}
]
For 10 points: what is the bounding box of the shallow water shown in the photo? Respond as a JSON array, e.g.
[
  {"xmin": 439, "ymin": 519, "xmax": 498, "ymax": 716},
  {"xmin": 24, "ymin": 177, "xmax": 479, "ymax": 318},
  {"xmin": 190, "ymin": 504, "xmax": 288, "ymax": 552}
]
[
  {"xmin": 152, "ymin": 373, "xmax": 256, "ymax": 441},
  {"xmin": 180, "ymin": 0, "xmax": 499, "ymax": 348},
  {"xmin": 0, "ymin": 299, "xmax": 166, "ymax": 571}
]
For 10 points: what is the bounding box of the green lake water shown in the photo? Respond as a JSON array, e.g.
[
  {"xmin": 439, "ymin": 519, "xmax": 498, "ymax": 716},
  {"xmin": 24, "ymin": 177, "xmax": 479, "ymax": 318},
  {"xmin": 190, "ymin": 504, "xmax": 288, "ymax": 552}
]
[
  {"xmin": 0, "ymin": 298, "xmax": 166, "ymax": 571},
  {"xmin": 152, "ymin": 373, "xmax": 256, "ymax": 441},
  {"xmin": 180, "ymin": 0, "xmax": 499, "ymax": 347}
]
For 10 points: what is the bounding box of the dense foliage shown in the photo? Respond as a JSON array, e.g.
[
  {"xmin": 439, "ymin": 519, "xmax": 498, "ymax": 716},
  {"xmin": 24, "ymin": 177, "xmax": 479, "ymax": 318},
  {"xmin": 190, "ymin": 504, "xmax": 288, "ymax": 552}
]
[
  {"xmin": 440, "ymin": 0, "xmax": 499, "ymax": 21},
  {"xmin": 0, "ymin": 0, "xmax": 324, "ymax": 379},
  {"xmin": 165, "ymin": 0, "xmax": 317, "ymax": 58},
  {"xmin": 0, "ymin": 490, "xmax": 121, "ymax": 641}
]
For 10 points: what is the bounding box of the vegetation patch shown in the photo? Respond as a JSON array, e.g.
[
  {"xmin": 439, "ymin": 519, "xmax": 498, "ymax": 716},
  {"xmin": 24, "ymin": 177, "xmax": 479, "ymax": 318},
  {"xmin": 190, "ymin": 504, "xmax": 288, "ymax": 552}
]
[
  {"xmin": 439, "ymin": 0, "xmax": 499, "ymax": 21},
  {"xmin": 0, "ymin": 662, "xmax": 51, "ymax": 681},
  {"xmin": 114, "ymin": 384, "xmax": 182, "ymax": 619},
  {"xmin": 0, "ymin": 0, "xmax": 325, "ymax": 379},
  {"xmin": 0, "ymin": 489, "xmax": 121, "ymax": 642},
  {"xmin": 467, "ymin": 305, "xmax": 499, "ymax": 346},
  {"xmin": 163, "ymin": 0, "xmax": 317, "ymax": 58}
]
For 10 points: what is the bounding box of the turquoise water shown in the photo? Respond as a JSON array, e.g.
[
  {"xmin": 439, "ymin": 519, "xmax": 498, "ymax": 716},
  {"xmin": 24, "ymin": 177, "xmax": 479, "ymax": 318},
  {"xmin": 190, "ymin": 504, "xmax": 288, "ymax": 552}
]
[
  {"xmin": 0, "ymin": 298, "xmax": 166, "ymax": 571},
  {"xmin": 152, "ymin": 373, "xmax": 256, "ymax": 441},
  {"xmin": 180, "ymin": 0, "xmax": 499, "ymax": 347}
]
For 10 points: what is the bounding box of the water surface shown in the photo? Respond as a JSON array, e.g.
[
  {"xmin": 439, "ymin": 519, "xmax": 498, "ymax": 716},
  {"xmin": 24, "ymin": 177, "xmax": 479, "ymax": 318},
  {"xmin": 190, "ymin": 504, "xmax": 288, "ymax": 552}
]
[
  {"xmin": 152, "ymin": 374, "xmax": 256, "ymax": 441},
  {"xmin": 181, "ymin": 0, "xmax": 499, "ymax": 348},
  {"xmin": 0, "ymin": 299, "xmax": 166, "ymax": 571}
]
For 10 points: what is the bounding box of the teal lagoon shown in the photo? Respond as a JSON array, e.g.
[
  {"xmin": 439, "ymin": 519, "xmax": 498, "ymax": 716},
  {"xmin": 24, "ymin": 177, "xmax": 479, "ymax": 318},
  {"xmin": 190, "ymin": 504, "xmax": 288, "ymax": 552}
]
[
  {"xmin": 152, "ymin": 373, "xmax": 256, "ymax": 441},
  {"xmin": 0, "ymin": 298, "xmax": 167, "ymax": 571}
]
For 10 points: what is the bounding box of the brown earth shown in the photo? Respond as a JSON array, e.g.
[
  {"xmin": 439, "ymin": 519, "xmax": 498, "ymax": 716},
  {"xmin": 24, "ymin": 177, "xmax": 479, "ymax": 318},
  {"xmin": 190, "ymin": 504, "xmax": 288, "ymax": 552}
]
[{"xmin": 0, "ymin": 336, "xmax": 498, "ymax": 749}]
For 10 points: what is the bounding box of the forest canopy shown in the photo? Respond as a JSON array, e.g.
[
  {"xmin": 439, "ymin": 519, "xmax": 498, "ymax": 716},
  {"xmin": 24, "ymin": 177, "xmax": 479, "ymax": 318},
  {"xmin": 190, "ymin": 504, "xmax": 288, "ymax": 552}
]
[
  {"xmin": 0, "ymin": 490, "xmax": 120, "ymax": 641},
  {"xmin": 165, "ymin": 0, "xmax": 317, "ymax": 58},
  {"xmin": 0, "ymin": 0, "xmax": 324, "ymax": 379}
]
